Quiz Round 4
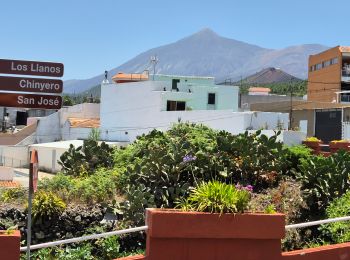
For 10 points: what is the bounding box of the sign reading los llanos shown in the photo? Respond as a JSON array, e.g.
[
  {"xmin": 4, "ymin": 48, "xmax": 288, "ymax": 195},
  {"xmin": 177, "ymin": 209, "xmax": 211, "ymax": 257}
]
[
  {"xmin": 0, "ymin": 58, "xmax": 63, "ymax": 109},
  {"xmin": 0, "ymin": 59, "xmax": 63, "ymax": 77}
]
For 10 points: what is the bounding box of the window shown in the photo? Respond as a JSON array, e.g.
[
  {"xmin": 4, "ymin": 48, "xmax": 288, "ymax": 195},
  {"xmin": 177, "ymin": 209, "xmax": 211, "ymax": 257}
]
[
  {"xmin": 323, "ymin": 60, "xmax": 331, "ymax": 68},
  {"xmin": 316, "ymin": 63, "xmax": 322, "ymax": 70},
  {"xmin": 331, "ymin": 57, "xmax": 338, "ymax": 65},
  {"xmin": 208, "ymin": 93, "xmax": 216, "ymax": 105},
  {"xmin": 309, "ymin": 66, "xmax": 313, "ymax": 72},
  {"xmin": 172, "ymin": 79, "xmax": 180, "ymax": 90},
  {"xmin": 167, "ymin": 100, "xmax": 186, "ymax": 111}
]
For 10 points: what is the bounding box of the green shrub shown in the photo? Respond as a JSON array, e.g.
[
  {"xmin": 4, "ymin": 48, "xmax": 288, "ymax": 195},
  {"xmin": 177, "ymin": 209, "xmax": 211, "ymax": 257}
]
[
  {"xmin": 320, "ymin": 191, "xmax": 350, "ymax": 243},
  {"xmin": 297, "ymin": 150, "xmax": 350, "ymax": 211},
  {"xmin": 38, "ymin": 174, "xmax": 76, "ymax": 201},
  {"xmin": 56, "ymin": 244, "xmax": 93, "ymax": 260},
  {"xmin": 115, "ymin": 124, "xmax": 288, "ymax": 210},
  {"xmin": 284, "ymin": 145, "xmax": 312, "ymax": 173},
  {"xmin": 59, "ymin": 140, "xmax": 114, "ymax": 177},
  {"xmin": 32, "ymin": 191, "xmax": 66, "ymax": 222},
  {"xmin": 249, "ymin": 180, "xmax": 306, "ymax": 223},
  {"xmin": 95, "ymin": 236, "xmax": 120, "ymax": 259},
  {"xmin": 176, "ymin": 181, "xmax": 251, "ymax": 214},
  {"xmin": 72, "ymin": 169, "xmax": 118, "ymax": 204},
  {"xmin": 26, "ymin": 248, "xmax": 56, "ymax": 260},
  {"xmin": 38, "ymin": 169, "xmax": 118, "ymax": 204},
  {"xmin": 1, "ymin": 187, "xmax": 27, "ymax": 203}
]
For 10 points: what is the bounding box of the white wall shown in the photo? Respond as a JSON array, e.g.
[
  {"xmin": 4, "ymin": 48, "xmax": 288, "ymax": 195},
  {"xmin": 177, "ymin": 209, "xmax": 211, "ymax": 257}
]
[
  {"xmin": 100, "ymin": 81, "xmax": 288, "ymax": 142},
  {"xmin": 28, "ymin": 146, "xmax": 66, "ymax": 173},
  {"xmin": 35, "ymin": 112, "xmax": 61, "ymax": 143},
  {"xmin": 0, "ymin": 145, "xmax": 29, "ymax": 168},
  {"xmin": 0, "ymin": 167, "xmax": 14, "ymax": 181},
  {"xmin": 35, "ymin": 103, "xmax": 100, "ymax": 143},
  {"xmin": 247, "ymin": 130, "xmax": 306, "ymax": 146},
  {"xmin": 343, "ymin": 122, "xmax": 350, "ymax": 139},
  {"xmin": 62, "ymin": 122, "xmax": 93, "ymax": 141}
]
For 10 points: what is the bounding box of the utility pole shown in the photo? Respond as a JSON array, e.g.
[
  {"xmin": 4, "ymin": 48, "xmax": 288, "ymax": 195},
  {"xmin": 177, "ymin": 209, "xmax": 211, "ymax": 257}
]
[{"xmin": 289, "ymin": 80, "xmax": 293, "ymax": 130}]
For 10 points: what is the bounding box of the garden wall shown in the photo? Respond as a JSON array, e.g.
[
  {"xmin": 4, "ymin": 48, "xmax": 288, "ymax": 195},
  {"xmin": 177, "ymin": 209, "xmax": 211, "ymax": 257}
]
[
  {"xmin": 0, "ymin": 205, "xmax": 106, "ymax": 245},
  {"xmin": 117, "ymin": 209, "xmax": 350, "ymax": 260}
]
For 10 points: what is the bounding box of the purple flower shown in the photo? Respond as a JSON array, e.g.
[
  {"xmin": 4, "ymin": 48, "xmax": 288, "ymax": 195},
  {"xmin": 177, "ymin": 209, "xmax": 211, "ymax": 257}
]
[
  {"xmin": 235, "ymin": 183, "xmax": 253, "ymax": 192},
  {"xmin": 183, "ymin": 154, "xmax": 197, "ymax": 163},
  {"xmin": 244, "ymin": 185, "xmax": 253, "ymax": 192}
]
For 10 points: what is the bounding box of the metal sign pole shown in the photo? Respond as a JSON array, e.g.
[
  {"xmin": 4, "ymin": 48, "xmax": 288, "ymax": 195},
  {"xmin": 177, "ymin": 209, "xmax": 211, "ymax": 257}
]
[
  {"xmin": 26, "ymin": 186, "xmax": 32, "ymax": 260},
  {"xmin": 27, "ymin": 149, "xmax": 38, "ymax": 260}
]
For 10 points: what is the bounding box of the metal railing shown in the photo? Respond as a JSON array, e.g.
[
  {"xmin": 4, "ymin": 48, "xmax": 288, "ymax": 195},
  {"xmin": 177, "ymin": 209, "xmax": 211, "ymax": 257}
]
[
  {"xmin": 20, "ymin": 225, "xmax": 148, "ymax": 252},
  {"xmin": 341, "ymin": 95, "xmax": 350, "ymax": 103},
  {"xmin": 18, "ymin": 214, "xmax": 350, "ymax": 252},
  {"xmin": 285, "ymin": 215, "xmax": 350, "ymax": 230}
]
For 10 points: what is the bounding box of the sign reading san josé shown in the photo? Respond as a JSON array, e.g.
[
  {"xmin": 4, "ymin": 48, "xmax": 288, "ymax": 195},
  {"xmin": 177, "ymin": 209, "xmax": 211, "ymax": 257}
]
[
  {"xmin": 0, "ymin": 93, "xmax": 62, "ymax": 109},
  {"xmin": 0, "ymin": 59, "xmax": 64, "ymax": 77},
  {"xmin": 0, "ymin": 76, "xmax": 63, "ymax": 94}
]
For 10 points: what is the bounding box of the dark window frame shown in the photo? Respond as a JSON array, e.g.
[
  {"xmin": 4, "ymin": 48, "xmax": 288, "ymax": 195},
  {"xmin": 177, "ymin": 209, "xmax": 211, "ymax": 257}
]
[{"xmin": 208, "ymin": 93, "xmax": 216, "ymax": 105}]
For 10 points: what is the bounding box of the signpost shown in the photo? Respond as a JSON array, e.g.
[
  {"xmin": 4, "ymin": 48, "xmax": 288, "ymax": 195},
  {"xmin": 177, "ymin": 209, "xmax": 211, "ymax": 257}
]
[
  {"xmin": 27, "ymin": 149, "xmax": 38, "ymax": 260},
  {"xmin": 0, "ymin": 58, "xmax": 63, "ymax": 259}
]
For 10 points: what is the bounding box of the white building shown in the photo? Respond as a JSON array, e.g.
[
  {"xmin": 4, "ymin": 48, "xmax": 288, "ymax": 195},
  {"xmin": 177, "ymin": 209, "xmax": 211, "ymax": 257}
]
[
  {"xmin": 100, "ymin": 74, "xmax": 289, "ymax": 142},
  {"xmin": 34, "ymin": 103, "xmax": 100, "ymax": 143}
]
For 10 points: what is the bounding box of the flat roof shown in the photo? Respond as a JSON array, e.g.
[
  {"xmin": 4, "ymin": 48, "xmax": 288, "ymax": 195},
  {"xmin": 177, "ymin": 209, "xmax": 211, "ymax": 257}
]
[
  {"xmin": 154, "ymin": 74, "xmax": 214, "ymax": 80},
  {"xmin": 251, "ymin": 100, "xmax": 350, "ymax": 112},
  {"xmin": 30, "ymin": 140, "xmax": 128, "ymax": 149}
]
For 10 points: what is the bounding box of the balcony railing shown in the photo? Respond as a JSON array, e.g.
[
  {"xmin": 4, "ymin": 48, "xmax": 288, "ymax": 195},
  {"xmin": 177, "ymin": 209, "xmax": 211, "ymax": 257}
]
[{"xmin": 341, "ymin": 94, "xmax": 350, "ymax": 103}]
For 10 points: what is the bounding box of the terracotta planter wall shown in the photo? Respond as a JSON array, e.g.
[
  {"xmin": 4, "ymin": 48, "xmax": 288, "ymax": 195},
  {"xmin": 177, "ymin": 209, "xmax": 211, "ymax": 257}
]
[
  {"xmin": 116, "ymin": 209, "xmax": 350, "ymax": 260},
  {"xmin": 145, "ymin": 209, "xmax": 285, "ymax": 260},
  {"xmin": 302, "ymin": 141, "xmax": 322, "ymax": 154},
  {"xmin": 329, "ymin": 142, "xmax": 350, "ymax": 153},
  {"xmin": 0, "ymin": 230, "xmax": 21, "ymax": 260}
]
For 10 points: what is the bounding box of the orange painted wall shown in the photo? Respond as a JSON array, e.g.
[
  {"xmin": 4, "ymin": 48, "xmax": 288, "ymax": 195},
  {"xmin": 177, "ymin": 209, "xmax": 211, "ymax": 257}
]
[
  {"xmin": 116, "ymin": 209, "xmax": 350, "ymax": 260},
  {"xmin": 0, "ymin": 230, "xmax": 21, "ymax": 260},
  {"xmin": 282, "ymin": 242, "xmax": 350, "ymax": 259},
  {"xmin": 146, "ymin": 209, "xmax": 285, "ymax": 260},
  {"xmin": 308, "ymin": 46, "xmax": 342, "ymax": 102}
]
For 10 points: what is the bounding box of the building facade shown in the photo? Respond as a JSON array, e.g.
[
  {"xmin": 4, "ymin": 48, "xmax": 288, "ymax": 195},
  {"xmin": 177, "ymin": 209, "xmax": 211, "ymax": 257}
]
[
  {"xmin": 100, "ymin": 74, "xmax": 288, "ymax": 142},
  {"xmin": 308, "ymin": 46, "xmax": 350, "ymax": 103}
]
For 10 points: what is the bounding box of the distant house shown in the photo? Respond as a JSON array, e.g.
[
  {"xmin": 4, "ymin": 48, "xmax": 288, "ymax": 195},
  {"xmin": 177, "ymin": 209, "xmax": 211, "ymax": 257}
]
[
  {"xmin": 100, "ymin": 73, "xmax": 289, "ymax": 142},
  {"xmin": 248, "ymin": 87, "xmax": 271, "ymax": 96}
]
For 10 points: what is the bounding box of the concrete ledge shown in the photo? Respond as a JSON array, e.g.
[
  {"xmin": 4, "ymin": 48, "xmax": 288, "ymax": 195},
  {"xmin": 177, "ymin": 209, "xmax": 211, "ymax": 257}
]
[
  {"xmin": 282, "ymin": 243, "xmax": 350, "ymax": 259},
  {"xmin": 0, "ymin": 166, "xmax": 14, "ymax": 181},
  {"xmin": 116, "ymin": 255, "xmax": 146, "ymax": 260}
]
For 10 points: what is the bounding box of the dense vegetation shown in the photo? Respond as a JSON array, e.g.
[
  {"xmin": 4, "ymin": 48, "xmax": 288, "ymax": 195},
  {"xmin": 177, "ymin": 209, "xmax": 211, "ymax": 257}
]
[
  {"xmin": 2, "ymin": 123, "xmax": 350, "ymax": 258},
  {"xmin": 239, "ymin": 80, "xmax": 307, "ymax": 96}
]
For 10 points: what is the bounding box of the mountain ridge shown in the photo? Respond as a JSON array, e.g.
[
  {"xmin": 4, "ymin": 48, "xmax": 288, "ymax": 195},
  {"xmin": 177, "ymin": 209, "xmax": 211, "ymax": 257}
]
[{"xmin": 63, "ymin": 29, "xmax": 328, "ymax": 94}]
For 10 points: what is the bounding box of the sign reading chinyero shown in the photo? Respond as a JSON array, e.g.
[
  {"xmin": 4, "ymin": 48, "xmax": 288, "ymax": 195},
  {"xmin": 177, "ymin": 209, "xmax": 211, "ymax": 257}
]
[
  {"xmin": 0, "ymin": 58, "xmax": 64, "ymax": 110},
  {"xmin": 0, "ymin": 76, "xmax": 63, "ymax": 94},
  {"xmin": 0, "ymin": 59, "xmax": 63, "ymax": 77}
]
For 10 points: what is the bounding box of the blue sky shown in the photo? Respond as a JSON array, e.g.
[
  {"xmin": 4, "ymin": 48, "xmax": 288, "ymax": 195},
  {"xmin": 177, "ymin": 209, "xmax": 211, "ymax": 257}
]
[{"xmin": 0, "ymin": 0, "xmax": 347, "ymax": 80}]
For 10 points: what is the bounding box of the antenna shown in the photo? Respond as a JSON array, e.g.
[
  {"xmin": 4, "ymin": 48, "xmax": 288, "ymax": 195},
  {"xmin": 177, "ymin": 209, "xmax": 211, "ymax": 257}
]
[
  {"xmin": 102, "ymin": 70, "xmax": 109, "ymax": 84},
  {"xmin": 150, "ymin": 55, "xmax": 159, "ymax": 81}
]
